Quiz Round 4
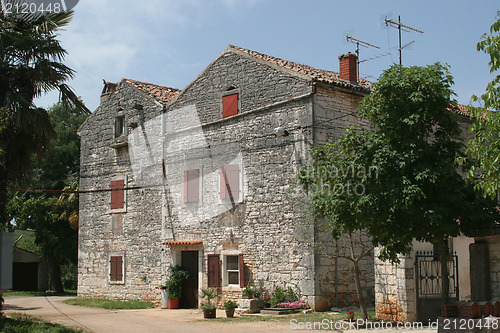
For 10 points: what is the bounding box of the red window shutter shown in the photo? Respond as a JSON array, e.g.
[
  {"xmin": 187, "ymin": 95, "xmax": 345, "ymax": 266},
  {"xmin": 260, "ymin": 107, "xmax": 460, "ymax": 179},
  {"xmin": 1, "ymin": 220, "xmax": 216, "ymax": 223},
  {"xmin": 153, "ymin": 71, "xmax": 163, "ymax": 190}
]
[
  {"xmin": 207, "ymin": 254, "xmax": 220, "ymax": 287},
  {"xmin": 220, "ymin": 165, "xmax": 239, "ymax": 200},
  {"xmin": 185, "ymin": 169, "xmax": 200, "ymax": 203},
  {"xmin": 110, "ymin": 255, "xmax": 124, "ymax": 281},
  {"xmin": 239, "ymin": 253, "xmax": 244, "ymax": 288},
  {"xmin": 110, "ymin": 256, "xmax": 116, "ymax": 280},
  {"xmin": 116, "ymin": 256, "xmax": 123, "ymax": 281},
  {"xmin": 222, "ymin": 93, "xmax": 238, "ymax": 118},
  {"xmin": 226, "ymin": 165, "xmax": 239, "ymax": 199},
  {"xmin": 110, "ymin": 180, "xmax": 125, "ymax": 210}
]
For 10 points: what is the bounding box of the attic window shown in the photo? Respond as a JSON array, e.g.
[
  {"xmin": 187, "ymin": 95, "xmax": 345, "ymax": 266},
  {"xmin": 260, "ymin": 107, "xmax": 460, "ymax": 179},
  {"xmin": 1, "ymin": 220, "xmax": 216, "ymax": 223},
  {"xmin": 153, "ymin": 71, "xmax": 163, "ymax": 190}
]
[
  {"xmin": 115, "ymin": 116, "xmax": 125, "ymax": 138},
  {"xmin": 222, "ymin": 93, "xmax": 239, "ymax": 118}
]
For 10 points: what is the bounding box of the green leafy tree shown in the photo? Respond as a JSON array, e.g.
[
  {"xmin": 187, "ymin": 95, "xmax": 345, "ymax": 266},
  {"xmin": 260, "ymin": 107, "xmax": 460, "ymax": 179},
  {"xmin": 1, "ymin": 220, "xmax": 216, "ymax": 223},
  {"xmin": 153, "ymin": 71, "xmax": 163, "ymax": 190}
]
[
  {"xmin": 7, "ymin": 102, "xmax": 87, "ymax": 292},
  {"xmin": 0, "ymin": 5, "xmax": 89, "ymax": 230},
  {"xmin": 8, "ymin": 104, "xmax": 87, "ymax": 292},
  {"xmin": 463, "ymin": 11, "xmax": 500, "ymax": 198},
  {"xmin": 299, "ymin": 63, "xmax": 499, "ymax": 306},
  {"xmin": 8, "ymin": 194, "xmax": 77, "ymax": 293}
]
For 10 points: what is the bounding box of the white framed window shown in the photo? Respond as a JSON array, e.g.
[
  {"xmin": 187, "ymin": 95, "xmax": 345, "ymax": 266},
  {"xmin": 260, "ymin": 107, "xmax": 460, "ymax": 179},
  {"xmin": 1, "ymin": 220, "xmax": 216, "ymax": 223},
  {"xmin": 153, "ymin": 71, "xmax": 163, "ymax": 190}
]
[
  {"xmin": 109, "ymin": 252, "xmax": 125, "ymax": 284},
  {"xmin": 221, "ymin": 250, "xmax": 244, "ymax": 287},
  {"xmin": 226, "ymin": 255, "xmax": 239, "ymax": 285}
]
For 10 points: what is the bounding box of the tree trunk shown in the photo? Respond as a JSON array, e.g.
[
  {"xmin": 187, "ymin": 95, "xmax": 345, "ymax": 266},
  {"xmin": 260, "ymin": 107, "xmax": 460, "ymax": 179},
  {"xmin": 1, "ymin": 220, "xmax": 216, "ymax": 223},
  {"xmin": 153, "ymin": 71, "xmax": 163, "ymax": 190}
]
[
  {"xmin": 348, "ymin": 233, "xmax": 368, "ymax": 320},
  {"xmin": 438, "ymin": 239, "xmax": 450, "ymax": 304},
  {"xmin": 48, "ymin": 257, "xmax": 64, "ymax": 293},
  {"xmin": 353, "ymin": 260, "xmax": 368, "ymax": 320}
]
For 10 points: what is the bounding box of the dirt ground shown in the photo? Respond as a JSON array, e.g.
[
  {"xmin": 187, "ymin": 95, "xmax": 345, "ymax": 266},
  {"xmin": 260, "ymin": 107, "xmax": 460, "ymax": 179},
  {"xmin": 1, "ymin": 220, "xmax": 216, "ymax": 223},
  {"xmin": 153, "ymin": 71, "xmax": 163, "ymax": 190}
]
[{"xmin": 3, "ymin": 296, "xmax": 437, "ymax": 333}]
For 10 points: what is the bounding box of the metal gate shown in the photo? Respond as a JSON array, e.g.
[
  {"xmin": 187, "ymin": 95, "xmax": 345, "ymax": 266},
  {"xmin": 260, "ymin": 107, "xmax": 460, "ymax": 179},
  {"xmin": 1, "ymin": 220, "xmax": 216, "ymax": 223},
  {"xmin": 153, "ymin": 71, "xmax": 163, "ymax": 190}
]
[{"xmin": 415, "ymin": 251, "xmax": 459, "ymax": 322}]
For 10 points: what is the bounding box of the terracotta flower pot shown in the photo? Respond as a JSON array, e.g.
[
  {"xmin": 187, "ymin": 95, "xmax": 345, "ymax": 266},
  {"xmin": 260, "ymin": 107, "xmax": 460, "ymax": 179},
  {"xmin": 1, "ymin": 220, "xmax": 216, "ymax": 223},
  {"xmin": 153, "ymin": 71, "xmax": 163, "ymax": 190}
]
[
  {"xmin": 168, "ymin": 297, "xmax": 180, "ymax": 309},
  {"xmin": 203, "ymin": 308, "xmax": 216, "ymax": 318},
  {"xmin": 225, "ymin": 308, "xmax": 235, "ymax": 318}
]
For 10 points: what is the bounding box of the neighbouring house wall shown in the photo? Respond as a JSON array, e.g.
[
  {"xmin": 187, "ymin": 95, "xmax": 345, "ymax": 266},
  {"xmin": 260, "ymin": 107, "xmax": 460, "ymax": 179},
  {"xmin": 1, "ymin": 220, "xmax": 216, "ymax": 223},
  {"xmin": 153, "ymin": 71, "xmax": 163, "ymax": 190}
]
[
  {"xmin": 374, "ymin": 248, "xmax": 417, "ymax": 323},
  {"xmin": 453, "ymin": 236, "xmax": 473, "ymax": 301},
  {"xmin": 311, "ymin": 84, "xmax": 375, "ymax": 310},
  {"xmin": 78, "ymin": 82, "xmax": 165, "ymax": 301},
  {"xmin": 473, "ymin": 235, "xmax": 500, "ymax": 299}
]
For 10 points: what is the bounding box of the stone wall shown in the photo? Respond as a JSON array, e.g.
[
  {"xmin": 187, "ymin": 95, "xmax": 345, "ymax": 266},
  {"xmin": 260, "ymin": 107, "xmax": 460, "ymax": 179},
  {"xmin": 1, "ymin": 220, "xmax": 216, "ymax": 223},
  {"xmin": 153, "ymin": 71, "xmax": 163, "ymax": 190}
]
[
  {"xmin": 374, "ymin": 248, "xmax": 417, "ymax": 322},
  {"xmin": 78, "ymin": 81, "xmax": 165, "ymax": 301},
  {"xmin": 311, "ymin": 84, "xmax": 374, "ymax": 310},
  {"xmin": 160, "ymin": 48, "xmax": 317, "ymax": 305},
  {"xmin": 473, "ymin": 235, "xmax": 500, "ymax": 299}
]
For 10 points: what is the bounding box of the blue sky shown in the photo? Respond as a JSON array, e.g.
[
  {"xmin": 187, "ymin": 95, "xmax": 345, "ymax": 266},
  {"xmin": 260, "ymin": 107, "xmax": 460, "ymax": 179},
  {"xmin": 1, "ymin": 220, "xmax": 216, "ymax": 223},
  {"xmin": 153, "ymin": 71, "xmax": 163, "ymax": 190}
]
[{"xmin": 37, "ymin": 0, "xmax": 499, "ymax": 111}]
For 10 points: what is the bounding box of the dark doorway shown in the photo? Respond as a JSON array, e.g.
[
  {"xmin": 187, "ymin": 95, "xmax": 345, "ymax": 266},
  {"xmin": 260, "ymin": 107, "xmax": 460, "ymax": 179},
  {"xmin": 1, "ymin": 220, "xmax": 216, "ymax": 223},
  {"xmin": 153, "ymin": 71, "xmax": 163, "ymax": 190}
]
[
  {"xmin": 13, "ymin": 262, "xmax": 39, "ymax": 291},
  {"xmin": 180, "ymin": 251, "xmax": 199, "ymax": 308}
]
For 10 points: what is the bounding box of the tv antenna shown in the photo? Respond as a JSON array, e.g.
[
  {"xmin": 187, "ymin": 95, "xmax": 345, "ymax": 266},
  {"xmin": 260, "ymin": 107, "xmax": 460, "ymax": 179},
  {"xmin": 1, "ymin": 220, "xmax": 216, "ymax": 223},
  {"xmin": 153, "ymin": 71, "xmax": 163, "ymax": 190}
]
[
  {"xmin": 385, "ymin": 16, "xmax": 423, "ymax": 65},
  {"xmin": 346, "ymin": 34, "xmax": 380, "ymax": 79}
]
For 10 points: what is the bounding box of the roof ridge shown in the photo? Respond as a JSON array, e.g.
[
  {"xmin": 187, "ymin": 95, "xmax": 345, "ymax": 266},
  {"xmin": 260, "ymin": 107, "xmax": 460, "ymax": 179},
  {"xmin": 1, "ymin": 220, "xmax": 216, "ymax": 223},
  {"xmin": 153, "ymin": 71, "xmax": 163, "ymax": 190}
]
[
  {"xmin": 123, "ymin": 78, "xmax": 180, "ymax": 91},
  {"xmin": 227, "ymin": 45, "xmax": 371, "ymax": 90},
  {"xmin": 123, "ymin": 78, "xmax": 180, "ymax": 104}
]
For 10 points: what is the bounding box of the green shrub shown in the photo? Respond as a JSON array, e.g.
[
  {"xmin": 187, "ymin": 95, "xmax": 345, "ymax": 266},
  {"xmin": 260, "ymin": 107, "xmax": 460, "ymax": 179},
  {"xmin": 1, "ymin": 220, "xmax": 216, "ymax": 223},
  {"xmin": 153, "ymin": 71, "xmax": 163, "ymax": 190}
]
[
  {"xmin": 269, "ymin": 286, "xmax": 299, "ymax": 308},
  {"xmin": 162, "ymin": 265, "xmax": 189, "ymax": 299}
]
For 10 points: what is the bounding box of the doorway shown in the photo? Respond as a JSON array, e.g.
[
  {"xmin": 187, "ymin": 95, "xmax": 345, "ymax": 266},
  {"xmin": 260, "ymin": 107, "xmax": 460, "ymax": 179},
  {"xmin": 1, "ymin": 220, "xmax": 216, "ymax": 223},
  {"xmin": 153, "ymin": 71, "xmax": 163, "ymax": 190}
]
[{"xmin": 180, "ymin": 251, "xmax": 199, "ymax": 308}]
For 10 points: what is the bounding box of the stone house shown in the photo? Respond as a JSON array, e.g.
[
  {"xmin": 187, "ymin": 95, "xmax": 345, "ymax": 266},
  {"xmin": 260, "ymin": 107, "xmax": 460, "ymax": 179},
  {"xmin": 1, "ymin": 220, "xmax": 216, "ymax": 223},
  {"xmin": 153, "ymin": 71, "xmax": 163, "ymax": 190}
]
[{"xmin": 77, "ymin": 45, "xmax": 376, "ymax": 311}]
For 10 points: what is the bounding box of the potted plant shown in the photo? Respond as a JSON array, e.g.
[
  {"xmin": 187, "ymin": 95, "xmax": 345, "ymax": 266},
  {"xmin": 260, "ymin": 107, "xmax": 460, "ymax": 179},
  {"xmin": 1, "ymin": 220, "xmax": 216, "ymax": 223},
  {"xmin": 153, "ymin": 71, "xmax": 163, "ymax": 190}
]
[
  {"xmin": 163, "ymin": 265, "xmax": 189, "ymax": 309},
  {"xmin": 200, "ymin": 288, "xmax": 219, "ymax": 318},
  {"xmin": 223, "ymin": 300, "xmax": 238, "ymax": 318}
]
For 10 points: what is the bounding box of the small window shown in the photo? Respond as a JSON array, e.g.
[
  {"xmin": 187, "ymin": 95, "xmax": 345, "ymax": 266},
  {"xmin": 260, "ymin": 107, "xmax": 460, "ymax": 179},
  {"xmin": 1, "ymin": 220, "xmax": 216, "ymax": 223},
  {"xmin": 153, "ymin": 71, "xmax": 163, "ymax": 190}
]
[
  {"xmin": 222, "ymin": 93, "xmax": 238, "ymax": 118},
  {"xmin": 184, "ymin": 169, "xmax": 200, "ymax": 203},
  {"xmin": 226, "ymin": 255, "xmax": 239, "ymax": 285},
  {"xmin": 222, "ymin": 253, "xmax": 244, "ymax": 287},
  {"xmin": 115, "ymin": 116, "xmax": 125, "ymax": 138},
  {"xmin": 220, "ymin": 164, "xmax": 240, "ymax": 200},
  {"xmin": 109, "ymin": 254, "xmax": 124, "ymax": 283}
]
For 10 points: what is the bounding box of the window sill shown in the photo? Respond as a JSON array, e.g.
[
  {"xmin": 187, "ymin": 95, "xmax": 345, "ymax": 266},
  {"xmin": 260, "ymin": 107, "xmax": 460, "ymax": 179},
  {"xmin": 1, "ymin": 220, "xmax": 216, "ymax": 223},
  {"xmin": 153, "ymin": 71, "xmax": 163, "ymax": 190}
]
[
  {"xmin": 222, "ymin": 285, "xmax": 242, "ymax": 292},
  {"xmin": 109, "ymin": 281, "xmax": 125, "ymax": 285},
  {"xmin": 110, "ymin": 138, "xmax": 128, "ymax": 149}
]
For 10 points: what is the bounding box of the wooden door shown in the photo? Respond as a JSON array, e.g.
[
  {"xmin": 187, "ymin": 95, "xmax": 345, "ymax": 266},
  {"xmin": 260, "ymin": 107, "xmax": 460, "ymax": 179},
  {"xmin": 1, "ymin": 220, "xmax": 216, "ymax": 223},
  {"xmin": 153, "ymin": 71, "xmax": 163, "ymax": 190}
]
[{"xmin": 181, "ymin": 251, "xmax": 199, "ymax": 308}]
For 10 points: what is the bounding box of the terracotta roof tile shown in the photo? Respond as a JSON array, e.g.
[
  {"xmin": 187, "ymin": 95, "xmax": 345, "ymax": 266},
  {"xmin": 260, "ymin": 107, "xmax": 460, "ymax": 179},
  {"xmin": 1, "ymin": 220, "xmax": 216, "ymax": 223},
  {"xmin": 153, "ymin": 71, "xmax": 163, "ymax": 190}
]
[
  {"xmin": 163, "ymin": 241, "xmax": 203, "ymax": 245},
  {"xmin": 124, "ymin": 78, "xmax": 180, "ymax": 104},
  {"xmin": 229, "ymin": 45, "xmax": 372, "ymax": 91},
  {"xmin": 456, "ymin": 104, "xmax": 471, "ymax": 117}
]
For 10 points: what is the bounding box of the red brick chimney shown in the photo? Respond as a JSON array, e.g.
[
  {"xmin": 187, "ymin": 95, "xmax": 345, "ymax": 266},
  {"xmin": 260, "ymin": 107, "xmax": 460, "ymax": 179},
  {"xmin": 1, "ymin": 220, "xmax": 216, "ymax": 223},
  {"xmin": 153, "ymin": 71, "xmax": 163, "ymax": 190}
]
[{"xmin": 338, "ymin": 52, "xmax": 358, "ymax": 83}]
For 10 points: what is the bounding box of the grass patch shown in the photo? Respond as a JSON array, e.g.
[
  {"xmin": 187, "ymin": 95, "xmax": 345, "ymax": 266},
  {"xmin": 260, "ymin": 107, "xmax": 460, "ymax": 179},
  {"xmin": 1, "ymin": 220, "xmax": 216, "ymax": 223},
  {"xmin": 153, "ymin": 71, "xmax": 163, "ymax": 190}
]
[
  {"xmin": 63, "ymin": 298, "xmax": 155, "ymax": 310},
  {"xmin": 3, "ymin": 290, "xmax": 77, "ymax": 297},
  {"xmin": 1, "ymin": 313, "xmax": 84, "ymax": 332}
]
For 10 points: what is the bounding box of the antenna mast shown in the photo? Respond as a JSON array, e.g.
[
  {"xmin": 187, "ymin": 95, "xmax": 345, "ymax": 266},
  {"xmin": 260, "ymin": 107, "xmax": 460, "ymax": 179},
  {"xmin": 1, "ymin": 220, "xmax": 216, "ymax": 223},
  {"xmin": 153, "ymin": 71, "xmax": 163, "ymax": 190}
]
[
  {"xmin": 346, "ymin": 34, "xmax": 380, "ymax": 79},
  {"xmin": 385, "ymin": 16, "xmax": 423, "ymax": 65}
]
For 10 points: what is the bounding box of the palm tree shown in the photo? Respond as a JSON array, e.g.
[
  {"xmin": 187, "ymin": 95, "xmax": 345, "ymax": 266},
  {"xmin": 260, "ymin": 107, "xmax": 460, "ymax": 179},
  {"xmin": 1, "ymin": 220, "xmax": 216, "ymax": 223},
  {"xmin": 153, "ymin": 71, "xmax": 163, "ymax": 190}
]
[{"xmin": 0, "ymin": 5, "xmax": 90, "ymax": 228}]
